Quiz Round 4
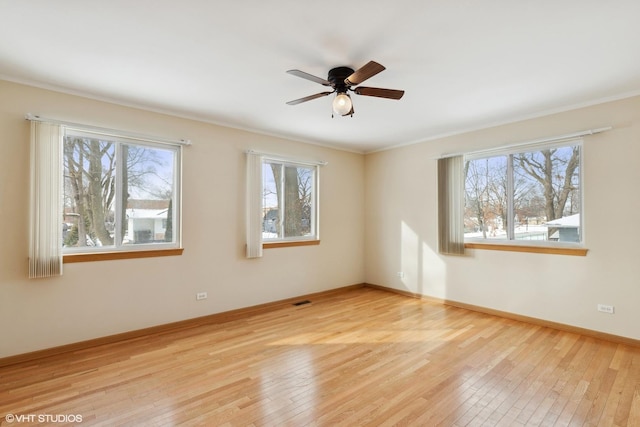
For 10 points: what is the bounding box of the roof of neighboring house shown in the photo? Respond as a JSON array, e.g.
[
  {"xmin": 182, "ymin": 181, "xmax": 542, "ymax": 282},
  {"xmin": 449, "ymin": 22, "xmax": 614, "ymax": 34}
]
[
  {"xmin": 545, "ymin": 213, "xmax": 580, "ymax": 228},
  {"xmin": 126, "ymin": 209, "xmax": 167, "ymax": 219}
]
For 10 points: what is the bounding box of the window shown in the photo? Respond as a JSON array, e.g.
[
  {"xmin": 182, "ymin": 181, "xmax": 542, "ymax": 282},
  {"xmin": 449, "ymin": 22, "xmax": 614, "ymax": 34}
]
[
  {"xmin": 62, "ymin": 129, "xmax": 181, "ymax": 254},
  {"xmin": 464, "ymin": 141, "xmax": 582, "ymax": 244},
  {"xmin": 261, "ymin": 159, "xmax": 318, "ymax": 242}
]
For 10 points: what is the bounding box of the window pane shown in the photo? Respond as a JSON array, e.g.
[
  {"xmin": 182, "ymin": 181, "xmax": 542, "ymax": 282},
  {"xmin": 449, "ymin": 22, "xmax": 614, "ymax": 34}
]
[
  {"xmin": 283, "ymin": 165, "xmax": 314, "ymax": 238},
  {"xmin": 63, "ymin": 136, "xmax": 116, "ymax": 248},
  {"xmin": 464, "ymin": 156, "xmax": 508, "ymax": 239},
  {"xmin": 262, "ymin": 163, "xmax": 281, "ymax": 239},
  {"xmin": 63, "ymin": 131, "xmax": 181, "ymax": 252},
  {"xmin": 464, "ymin": 143, "xmax": 581, "ymax": 244},
  {"xmin": 513, "ymin": 145, "xmax": 581, "ymax": 242},
  {"xmin": 261, "ymin": 161, "xmax": 317, "ymax": 241},
  {"xmin": 123, "ymin": 144, "xmax": 177, "ymax": 245}
]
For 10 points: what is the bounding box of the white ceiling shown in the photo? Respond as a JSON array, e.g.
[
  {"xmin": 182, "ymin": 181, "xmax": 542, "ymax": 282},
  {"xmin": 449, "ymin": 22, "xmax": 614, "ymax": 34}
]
[{"xmin": 2, "ymin": 1, "xmax": 640, "ymax": 153}]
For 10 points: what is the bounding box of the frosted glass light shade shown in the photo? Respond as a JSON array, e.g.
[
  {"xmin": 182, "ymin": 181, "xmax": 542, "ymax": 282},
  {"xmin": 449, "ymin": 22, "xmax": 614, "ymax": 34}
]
[{"xmin": 332, "ymin": 93, "xmax": 352, "ymax": 116}]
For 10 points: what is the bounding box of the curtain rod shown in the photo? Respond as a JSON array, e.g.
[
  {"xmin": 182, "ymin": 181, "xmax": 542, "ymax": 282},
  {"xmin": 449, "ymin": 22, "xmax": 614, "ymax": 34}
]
[
  {"xmin": 246, "ymin": 149, "xmax": 328, "ymax": 166},
  {"xmin": 440, "ymin": 126, "xmax": 612, "ymax": 159},
  {"xmin": 25, "ymin": 114, "xmax": 192, "ymax": 147}
]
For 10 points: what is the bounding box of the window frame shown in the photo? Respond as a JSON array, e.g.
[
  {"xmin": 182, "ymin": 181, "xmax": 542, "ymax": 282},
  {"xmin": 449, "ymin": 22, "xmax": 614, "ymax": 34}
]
[
  {"xmin": 463, "ymin": 139, "xmax": 584, "ymax": 251},
  {"xmin": 260, "ymin": 157, "xmax": 320, "ymax": 245},
  {"xmin": 61, "ymin": 127, "xmax": 183, "ymax": 258}
]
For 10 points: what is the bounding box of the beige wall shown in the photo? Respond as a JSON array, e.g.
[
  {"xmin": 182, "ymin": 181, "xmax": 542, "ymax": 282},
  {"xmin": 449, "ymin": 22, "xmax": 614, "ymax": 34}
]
[
  {"xmin": 0, "ymin": 80, "xmax": 365, "ymax": 358},
  {"xmin": 365, "ymin": 95, "xmax": 640, "ymax": 340},
  {"xmin": 3, "ymin": 78, "xmax": 639, "ymax": 359}
]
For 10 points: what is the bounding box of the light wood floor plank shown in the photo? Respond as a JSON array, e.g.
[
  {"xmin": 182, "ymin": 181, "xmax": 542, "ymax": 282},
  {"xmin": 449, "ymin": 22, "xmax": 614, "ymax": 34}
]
[{"xmin": 1, "ymin": 287, "xmax": 639, "ymax": 426}]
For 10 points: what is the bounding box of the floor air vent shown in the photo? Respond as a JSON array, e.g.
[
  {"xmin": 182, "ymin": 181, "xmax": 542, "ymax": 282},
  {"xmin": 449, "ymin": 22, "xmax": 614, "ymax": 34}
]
[{"xmin": 292, "ymin": 300, "xmax": 311, "ymax": 306}]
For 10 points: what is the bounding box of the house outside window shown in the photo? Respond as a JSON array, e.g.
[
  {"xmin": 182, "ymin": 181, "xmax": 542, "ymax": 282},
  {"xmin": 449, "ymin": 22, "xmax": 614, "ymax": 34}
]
[
  {"xmin": 464, "ymin": 141, "xmax": 582, "ymax": 244},
  {"xmin": 62, "ymin": 129, "xmax": 181, "ymax": 253}
]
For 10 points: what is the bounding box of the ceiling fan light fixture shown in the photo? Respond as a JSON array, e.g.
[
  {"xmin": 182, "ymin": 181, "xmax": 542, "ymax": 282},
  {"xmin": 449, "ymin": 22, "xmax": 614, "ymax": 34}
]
[
  {"xmin": 332, "ymin": 92, "xmax": 352, "ymax": 116},
  {"xmin": 286, "ymin": 61, "xmax": 404, "ymax": 116}
]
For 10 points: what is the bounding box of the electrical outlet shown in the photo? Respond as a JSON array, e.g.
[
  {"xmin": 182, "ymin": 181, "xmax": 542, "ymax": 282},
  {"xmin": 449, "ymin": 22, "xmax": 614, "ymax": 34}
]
[
  {"xmin": 196, "ymin": 292, "xmax": 208, "ymax": 301},
  {"xmin": 597, "ymin": 304, "xmax": 614, "ymax": 314},
  {"xmin": 396, "ymin": 272, "xmax": 405, "ymax": 278}
]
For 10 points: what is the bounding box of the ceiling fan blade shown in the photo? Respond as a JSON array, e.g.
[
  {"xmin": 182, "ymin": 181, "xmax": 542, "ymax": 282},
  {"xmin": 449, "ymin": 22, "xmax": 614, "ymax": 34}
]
[
  {"xmin": 286, "ymin": 91, "xmax": 333, "ymax": 105},
  {"xmin": 286, "ymin": 69, "xmax": 332, "ymax": 86},
  {"xmin": 345, "ymin": 61, "xmax": 386, "ymax": 86},
  {"xmin": 354, "ymin": 86, "xmax": 405, "ymax": 100}
]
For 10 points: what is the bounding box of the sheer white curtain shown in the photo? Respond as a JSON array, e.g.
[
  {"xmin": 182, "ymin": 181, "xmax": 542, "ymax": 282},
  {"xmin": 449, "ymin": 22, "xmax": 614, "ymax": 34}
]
[
  {"xmin": 246, "ymin": 152, "xmax": 263, "ymax": 258},
  {"xmin": 29, "ymin": 121, "xmax": 64, "ymax": 278},
  {"xmin": 437, "ymin": 155, "xmax": 465, "ymax": 255}
]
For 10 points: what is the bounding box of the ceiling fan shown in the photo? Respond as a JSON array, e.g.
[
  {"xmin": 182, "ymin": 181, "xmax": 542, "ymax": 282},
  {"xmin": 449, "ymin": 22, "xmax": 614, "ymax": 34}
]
[{"xmin": 286, "ymin": 61, "xmax": 405, "ymax": 117}]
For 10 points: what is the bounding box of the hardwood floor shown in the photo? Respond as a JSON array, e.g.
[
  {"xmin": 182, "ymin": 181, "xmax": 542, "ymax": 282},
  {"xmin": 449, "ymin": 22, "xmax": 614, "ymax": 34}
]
[{"xmin": 1, "ymin": 287, "xmax": 639, "ymax": 426}]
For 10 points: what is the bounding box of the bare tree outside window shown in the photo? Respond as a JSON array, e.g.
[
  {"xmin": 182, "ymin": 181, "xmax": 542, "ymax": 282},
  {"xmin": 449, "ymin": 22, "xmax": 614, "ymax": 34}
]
[
  {"xmin": 464, "ymin": 143, "xmax": 581, "ymax": 243},
  {"xmin": 62, "ymin": 133, "xmax": 178, "ymax": 250},
  {"xmin": 63, "ymin": 138, "xmax": 115, "ymax": 247},
  {"xmin": 262, "ymin": 161, "xmax": 316, "ymax": 240},
  {"xmin": 464, "ymin": 156, "xmax": 506, "ymax": 238},
  {"xmin": 514, "ymin": 146, "xmax": 580, "ymax": 222}
]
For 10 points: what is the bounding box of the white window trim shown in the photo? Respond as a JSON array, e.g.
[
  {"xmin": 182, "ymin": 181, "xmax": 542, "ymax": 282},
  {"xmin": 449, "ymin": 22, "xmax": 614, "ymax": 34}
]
[
  {"xmin": 463, "ymin": 138, "xmax": 585, "ymax": 249},
  {"xmin": 245, "ymin": 150, "xmax": 325, "ymax": 256},
  {"xmin": 261, "ymin": 157, "xmax": 320, "ymax": 243},
  {"xmin": 61, "ymin": 125, "xmax": 184, "ymax": 255}
]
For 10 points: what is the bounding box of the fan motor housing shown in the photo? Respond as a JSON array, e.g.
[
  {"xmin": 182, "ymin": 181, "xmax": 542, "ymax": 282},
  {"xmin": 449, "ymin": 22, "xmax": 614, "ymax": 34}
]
[{"xmin": 328, "ymin": 66, "xmax": 354, "ymax": 92}]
